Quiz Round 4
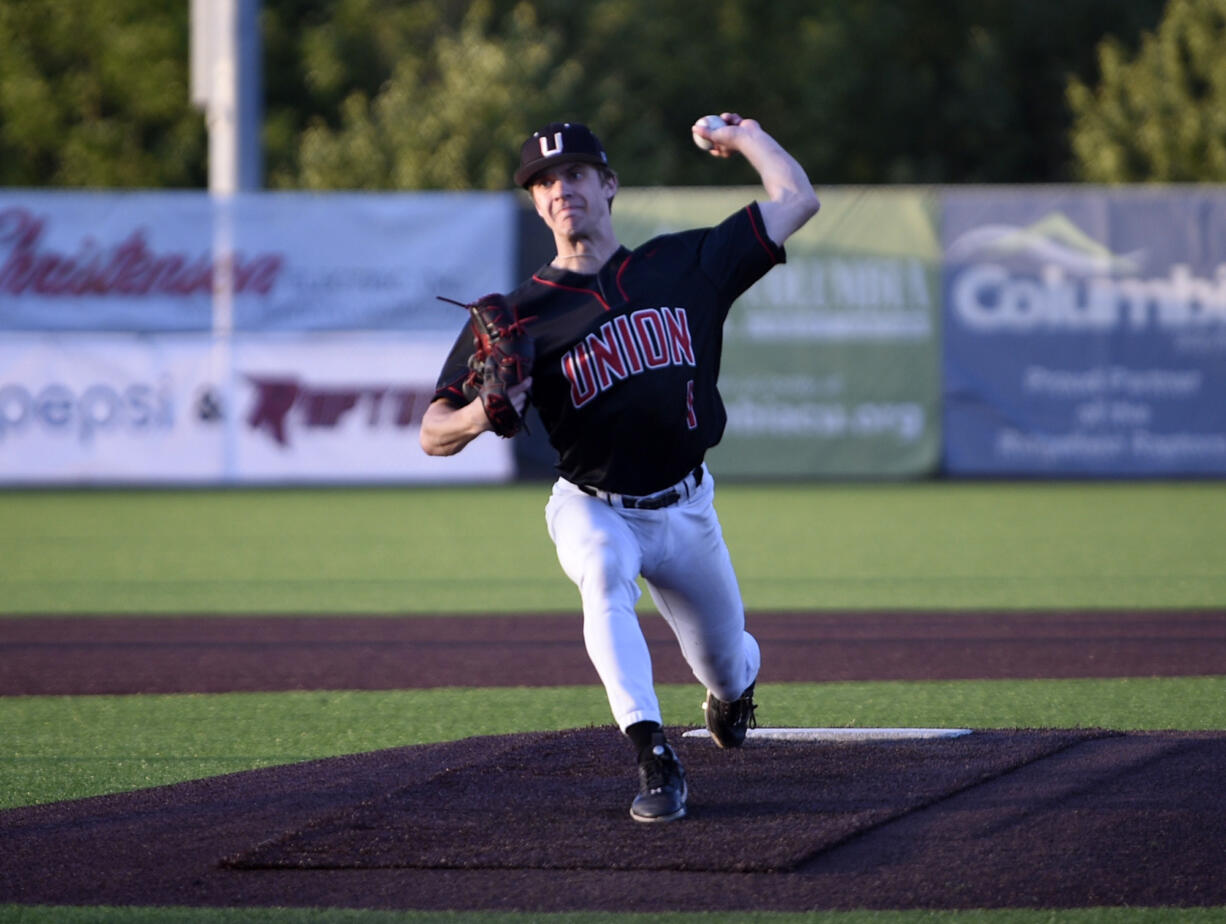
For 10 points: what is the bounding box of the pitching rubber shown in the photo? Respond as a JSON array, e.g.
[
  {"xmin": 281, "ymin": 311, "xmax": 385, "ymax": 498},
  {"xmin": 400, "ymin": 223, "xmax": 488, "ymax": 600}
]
[{"xmin": 682, "ymin": 727, "xmax": 973, "ymax": 743}]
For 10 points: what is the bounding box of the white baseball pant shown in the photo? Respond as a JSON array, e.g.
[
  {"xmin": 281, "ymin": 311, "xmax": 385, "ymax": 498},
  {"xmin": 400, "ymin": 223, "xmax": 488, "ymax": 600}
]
[{"xmin": 544, "ymin": 465, "xmax": 760, "ymax": 731}]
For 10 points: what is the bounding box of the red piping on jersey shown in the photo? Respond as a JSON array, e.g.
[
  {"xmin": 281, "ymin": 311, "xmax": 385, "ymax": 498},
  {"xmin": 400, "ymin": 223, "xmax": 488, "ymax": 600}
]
[
  {"xmin": 530, "ymin": 274, "xmax": 612, "ymax": 311},
  {"xmin": 746, "ymin": 204, "xmax": 781, "ymax": 263},
  {"xmin": 615, "ymin": 253, "xmax": 633, "ymax": 302}
]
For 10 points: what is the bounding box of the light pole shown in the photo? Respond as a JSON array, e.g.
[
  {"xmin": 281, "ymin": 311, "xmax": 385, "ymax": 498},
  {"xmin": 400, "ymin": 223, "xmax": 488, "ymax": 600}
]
[{"xmin": 190, "ymin": 0, "xmax": 263, "ymax": 480}]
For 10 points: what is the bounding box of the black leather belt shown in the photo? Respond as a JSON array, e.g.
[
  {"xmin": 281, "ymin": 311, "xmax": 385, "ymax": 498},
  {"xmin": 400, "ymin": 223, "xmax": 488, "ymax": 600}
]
[{"xmin": 579, "ymin": 466, "xmax": 704, "ymax": 510}]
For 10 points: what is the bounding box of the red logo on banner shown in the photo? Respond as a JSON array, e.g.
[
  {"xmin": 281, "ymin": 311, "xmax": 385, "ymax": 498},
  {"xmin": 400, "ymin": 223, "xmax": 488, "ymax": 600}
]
[
  {"xmin": 0, "ymin": 207, "xmax": 285, "ymax": 297},
  {"xmin": 245, "ymin": 376, "xmax": 433, "ymax": 446}
]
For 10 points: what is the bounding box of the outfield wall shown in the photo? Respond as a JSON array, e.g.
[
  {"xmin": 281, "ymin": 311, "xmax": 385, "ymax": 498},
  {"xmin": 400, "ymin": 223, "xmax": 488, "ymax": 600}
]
[
  {"xmin": 944, "ymin": 188, "xmax": 1226, "ymax": 477},
  {"xmin": 1, "ymin": 187, "xmax": 1223, "ymax": 484},
  {"xmin": 0, "ymin": 193, "xmax": 517, "ymax": 484}
]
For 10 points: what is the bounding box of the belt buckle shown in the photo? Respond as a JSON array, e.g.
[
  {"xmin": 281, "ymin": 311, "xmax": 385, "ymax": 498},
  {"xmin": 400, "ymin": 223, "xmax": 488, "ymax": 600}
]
[{"xmin": 631, "ymin": 488, "xmax": 679, "ymax": 510}]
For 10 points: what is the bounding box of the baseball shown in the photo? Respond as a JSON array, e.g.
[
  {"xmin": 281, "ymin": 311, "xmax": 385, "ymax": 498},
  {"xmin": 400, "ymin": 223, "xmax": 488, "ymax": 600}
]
[{"xmin": 692, "ymin": 114, "xmax": 726, "ymax": 151}]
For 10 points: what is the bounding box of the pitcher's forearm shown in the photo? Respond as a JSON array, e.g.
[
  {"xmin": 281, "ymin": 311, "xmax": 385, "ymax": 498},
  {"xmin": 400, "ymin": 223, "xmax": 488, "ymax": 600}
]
[{"xmin": 419, "ymin": 399, "xmax": 491, "ymax": 456}]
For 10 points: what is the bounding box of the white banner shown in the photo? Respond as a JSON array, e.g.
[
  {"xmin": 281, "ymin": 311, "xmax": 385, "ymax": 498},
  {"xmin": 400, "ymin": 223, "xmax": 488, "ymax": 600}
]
[
  {"xmin": 0, "ymin": 191, "xmax": 515, "ymax": 332},
  {"xmin": 0, "ymin": 332, "xmax": 512, "ymax": 485},
  {"xmin": 0, "ymin": 333, "xmax": 222, "ymax": 482},
  {"xmin": 230, "ymin": 332, "xmax": 511, "ymax": 483}
]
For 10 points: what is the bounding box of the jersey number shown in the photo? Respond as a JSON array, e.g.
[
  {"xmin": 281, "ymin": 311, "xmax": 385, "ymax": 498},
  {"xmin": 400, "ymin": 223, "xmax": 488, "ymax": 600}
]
[{"xmin": 685, "ymin": 380, "xmax": 698, "ymax": 430}]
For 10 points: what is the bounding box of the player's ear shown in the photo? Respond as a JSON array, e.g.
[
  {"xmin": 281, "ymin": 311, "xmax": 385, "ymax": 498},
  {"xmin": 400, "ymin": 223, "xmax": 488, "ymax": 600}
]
[
  {"xmin": 601, "ymin": 168, "xmax": 619, "ymax": 211},
  {"xmin": 529, "ymin": 185, "xmax": 550, "ymax": 222}
]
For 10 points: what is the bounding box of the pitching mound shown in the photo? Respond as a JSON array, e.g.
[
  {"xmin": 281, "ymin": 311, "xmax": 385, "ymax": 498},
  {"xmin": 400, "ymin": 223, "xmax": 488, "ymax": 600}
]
[
  {"xmin": 223, "ymin": 726, "xmax": 1091, "ymax": 874},
  {"xmin": 4, "ymin": 725, "xmax": 1226, "ymax": 912}
]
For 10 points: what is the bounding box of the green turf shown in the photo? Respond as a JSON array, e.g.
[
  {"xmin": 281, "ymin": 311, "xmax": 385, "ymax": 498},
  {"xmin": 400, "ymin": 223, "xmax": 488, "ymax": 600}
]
[
  {"xmin": 4, "ymin": 676, "xmax": 1225, "ymax": 810},
  {"xmin": 1, "ymin": 482, "xmax": 1223, "ymax": 613},
  {"xmin": 719, "ymin": 480, "xmax": 1226, "ymax": 609},
  {"xmin": 2, "ymin": 482, "xmax": 1224, "ymax": 923},
  {"xmin": 0, "ymin": 486, "xmax": 562, "ymax": 614}
]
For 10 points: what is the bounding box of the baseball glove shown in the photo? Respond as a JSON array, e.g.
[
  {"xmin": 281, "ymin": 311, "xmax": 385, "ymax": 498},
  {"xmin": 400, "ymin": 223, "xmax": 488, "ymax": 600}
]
[{"xmin": 440, "ymin": 293, "xmax": 535, "ymax": 437}]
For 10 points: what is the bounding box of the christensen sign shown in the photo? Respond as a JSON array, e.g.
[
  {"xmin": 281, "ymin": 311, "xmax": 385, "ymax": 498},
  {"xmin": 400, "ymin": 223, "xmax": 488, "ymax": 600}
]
[{"xmin": 0, "ymin": 207, "xmax": 284, "ymax": 298}]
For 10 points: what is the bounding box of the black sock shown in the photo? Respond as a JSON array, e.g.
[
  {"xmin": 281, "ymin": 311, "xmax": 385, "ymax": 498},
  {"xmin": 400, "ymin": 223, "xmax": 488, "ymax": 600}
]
[{"xmin": 625, "ymin": 720, "xmax": 662, "ymax": 759}]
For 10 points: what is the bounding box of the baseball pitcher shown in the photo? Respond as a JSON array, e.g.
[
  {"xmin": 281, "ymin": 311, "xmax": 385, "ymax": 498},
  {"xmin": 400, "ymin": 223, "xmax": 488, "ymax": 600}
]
[{"xmin": 421, "ymin": 114, "xmax": 819, "ymax": 822}]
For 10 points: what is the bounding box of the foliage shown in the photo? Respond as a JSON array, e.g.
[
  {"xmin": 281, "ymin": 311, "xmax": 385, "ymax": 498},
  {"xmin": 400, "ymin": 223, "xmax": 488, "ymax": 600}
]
[
  {"xmin": 292, "ymin": 1, "xmax": 573, "ymax": 189},
  {"xmin": 1068, "ymin": 0, "xmax": 1226, "ymax": 182},
  {"xmin": 0, "ymin": 0, "xmax": 1183, "ymax": 189},
  {"xmin": 0, "ymin": 0, "xmax": 204, "ymax": 186},
  {"xmin": 289, "ymin": 0, "xmax": 1170, "ymax": 188},
  {"xmin": 508, "ymin": 0, "xmax": 1168, "ymax": 187},
  {"xmin": 261, "ymin": 0, "xmax": 475, "ymax": 187}
]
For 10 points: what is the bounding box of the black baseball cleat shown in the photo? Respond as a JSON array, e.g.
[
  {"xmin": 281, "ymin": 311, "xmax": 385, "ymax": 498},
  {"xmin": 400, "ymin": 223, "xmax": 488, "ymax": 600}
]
[
  {"xmin": 629, "ymin": 732, "xmax": 688, "ymax": 823},
  {"xmin": 702, "ymin": 682, "xmax": 758, "ymax": 748}
]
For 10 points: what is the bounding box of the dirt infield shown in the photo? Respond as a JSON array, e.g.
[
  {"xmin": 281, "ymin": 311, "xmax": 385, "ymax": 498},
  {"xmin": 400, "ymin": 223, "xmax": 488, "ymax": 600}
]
[
  {"xmin": 2, "ymin": 609, "xmax": 1225, "ymax": 913},
  {"xmin": 5, "ymin": 609, "xmax": 1226, "ymax": 694}
]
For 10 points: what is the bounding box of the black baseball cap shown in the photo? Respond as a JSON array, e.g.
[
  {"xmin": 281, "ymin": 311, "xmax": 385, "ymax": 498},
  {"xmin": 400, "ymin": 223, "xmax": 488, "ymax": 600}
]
[{"xmin": 514, "ymin": 122, "xmax": 610, "ymax": 188}]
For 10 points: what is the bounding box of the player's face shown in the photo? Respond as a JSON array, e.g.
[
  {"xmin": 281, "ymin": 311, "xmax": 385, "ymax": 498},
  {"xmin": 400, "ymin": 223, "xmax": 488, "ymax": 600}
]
[{"xmin": 529, "ymin": 164, "xmax": 615, "ymax": 238}]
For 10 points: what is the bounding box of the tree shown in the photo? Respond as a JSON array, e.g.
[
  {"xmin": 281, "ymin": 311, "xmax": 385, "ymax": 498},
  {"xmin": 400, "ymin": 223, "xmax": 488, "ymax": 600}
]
[
  {"xmin": 274, "ymin": 0, "xmax": 1174, "ymax": 189},
  {"xmin": 261, "ymin": 0, "xmax": 467, "ymax": 188},
  {"xmin": 1069, "ymin": 0, "xmax": 1226, "ymax": 182},
  {"xmin": 0, "ymin": 0, "xmax": 204, "ymax": 186},
  {"xmin": 474, "ymin": 0, "xmax": 1167, "ymax": 187},
  {"xmin": 291, "ymin": 2, "xmax": 573, "ymax": 190},
  {"xmin": 0, "ymin": 0, "xmax": 1174, "ymax": 190}
]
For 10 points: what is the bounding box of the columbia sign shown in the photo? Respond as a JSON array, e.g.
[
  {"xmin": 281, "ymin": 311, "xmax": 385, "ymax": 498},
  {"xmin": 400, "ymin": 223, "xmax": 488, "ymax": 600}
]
[
  {"xmin": 946, "ymin": 211, "xmax": 1226, "ymax": 332},
  {"xmin": 951, "ymin": 262, "xmax": 1226, "ymax": 332},
  {"xmin": 941, "ymin": 190, "xmax": 1226, "ymax": 477}
]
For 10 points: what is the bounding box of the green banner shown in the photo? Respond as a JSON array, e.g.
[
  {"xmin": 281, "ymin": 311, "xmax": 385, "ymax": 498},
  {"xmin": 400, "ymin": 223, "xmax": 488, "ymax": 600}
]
[{"xmin": 613, "ymin": 188, "xmax": 942, "ymax": 478}]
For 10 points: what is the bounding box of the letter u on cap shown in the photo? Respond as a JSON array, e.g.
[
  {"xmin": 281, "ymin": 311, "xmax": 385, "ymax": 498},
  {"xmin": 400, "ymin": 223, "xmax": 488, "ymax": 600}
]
[{"xmin": 514, "ymin": 122, "xmax": 610, "ymax": 187}]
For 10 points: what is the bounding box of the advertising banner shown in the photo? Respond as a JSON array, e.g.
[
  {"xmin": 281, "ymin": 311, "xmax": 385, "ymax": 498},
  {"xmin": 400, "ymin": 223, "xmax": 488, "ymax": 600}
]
[
  {"xmin": 230, "ymin": 332, "xmax": 511, "ymax": 483},
  {"xmin": 613, "ymin": 188, "xmax": 942, "ymax": 478},
  {"xmin": 0, "ymin": 332, "xmax": 512, "ymax": 484},
  {"xmin": 0, "ymin": 333, "xmax": 224, "ymax": 482},
  {"xmin": 943, "ymin": 189, "xmax": 1226, "ymax": 475},
  {"xmin": 0, "ymin": 191, "xmax": 515, "ymax": 333}
]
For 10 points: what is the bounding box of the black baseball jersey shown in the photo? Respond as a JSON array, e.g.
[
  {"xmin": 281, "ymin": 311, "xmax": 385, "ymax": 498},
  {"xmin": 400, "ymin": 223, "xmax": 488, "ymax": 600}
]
[{"xmin": 432, "ymin": 202, "xmax": 785, "ymax": 495}]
